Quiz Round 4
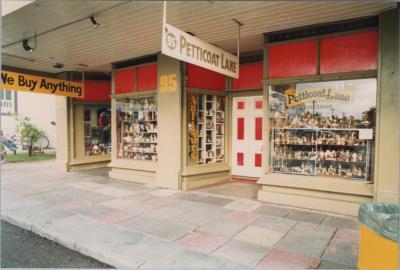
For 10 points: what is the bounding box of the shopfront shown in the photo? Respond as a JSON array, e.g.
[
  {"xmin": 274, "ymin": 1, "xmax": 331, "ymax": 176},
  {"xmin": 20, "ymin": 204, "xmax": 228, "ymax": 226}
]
[
  {"xmin": 257, "ymin": 12, "xmax": 399, "ymax": 215},
  {"xmin": 104, "ymin": 9, "xmax": 399, "ymax": 215},
  {"xmin": 68, "ymin": 77, "xmax": 112, "ymax": 170}
]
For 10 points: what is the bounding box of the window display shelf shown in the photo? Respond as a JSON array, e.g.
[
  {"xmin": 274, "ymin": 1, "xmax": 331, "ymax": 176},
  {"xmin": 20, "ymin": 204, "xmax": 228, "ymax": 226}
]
[
  {"xmin": 117, "ymin": 96, "xmax": 157, "ymax": 162},
  {"xmin": 271, "ymin": 126, "xmax": 372, "ymax": 181},
  {"xmin": 188, "ymin": 93, "xmax": 225, "ymax": 165}
]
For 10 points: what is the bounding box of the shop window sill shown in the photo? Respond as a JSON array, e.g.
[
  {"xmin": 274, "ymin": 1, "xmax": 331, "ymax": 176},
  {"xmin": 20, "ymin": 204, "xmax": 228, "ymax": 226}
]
[
  {"xmin": 257, "ymin": 173, "xmax": 373, "ymax": 197},
  {"xmin": 69, "ymin": 155, "xmax": 111, "ymax": 166},
  {"xmin": 182, "ymin": 163, "xmax": 230, "ymax": 176}
]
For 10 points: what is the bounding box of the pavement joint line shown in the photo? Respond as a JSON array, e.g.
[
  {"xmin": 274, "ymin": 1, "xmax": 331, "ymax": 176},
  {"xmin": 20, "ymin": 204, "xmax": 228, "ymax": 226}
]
[{"xmin": 320, "ymin": 227, "xmax": 339, "ymax": 259}]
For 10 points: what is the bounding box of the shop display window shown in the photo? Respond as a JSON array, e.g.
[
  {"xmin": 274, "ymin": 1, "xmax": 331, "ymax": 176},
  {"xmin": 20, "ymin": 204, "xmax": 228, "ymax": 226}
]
[
  {"xmin": 269, "ymin": 78, "xmax": 376, "ymax": 181},
  {"xmin": 116, "ymin": 96, "xmax": 157, "ymax": 161},
  {"xmin": 84, "ymin": 105, "xmax": 111, "ymax": 156},
  {"xmin": 188, "ymin": 93, "xmax": 225, "ymax": 164}
]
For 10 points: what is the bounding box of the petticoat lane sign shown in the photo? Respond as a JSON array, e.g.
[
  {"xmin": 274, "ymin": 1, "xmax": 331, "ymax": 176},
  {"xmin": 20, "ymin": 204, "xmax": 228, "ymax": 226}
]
[
  {"xmin": 162, "ymin": 23, "xmax": 239, "ymax": 78},
  {"xmin": 1, "ymin": 70, "xmax": 84, "ymax": 98}
]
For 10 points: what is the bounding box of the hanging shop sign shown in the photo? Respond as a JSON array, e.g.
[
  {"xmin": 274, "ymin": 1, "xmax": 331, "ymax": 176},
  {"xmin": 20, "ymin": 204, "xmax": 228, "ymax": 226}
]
[
  {"xmin": 162, "ymin": 23, "xmax": 239, "ymax": 78},
  {"xmin": 1, "ymin": 70, "xmax": 84, "ymax": 98}
]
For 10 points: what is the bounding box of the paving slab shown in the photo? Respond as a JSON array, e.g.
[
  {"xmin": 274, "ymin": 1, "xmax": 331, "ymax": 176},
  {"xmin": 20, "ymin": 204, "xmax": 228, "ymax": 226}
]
[
  {"xmin": 150, "ymin": 189, "xmax": 179, "ymax": 197},
  {"xmin": 92, "ymin": 186, "xmax": 136, "ymax": 198},
  {"xmin": 218, "ymin": 259, "xmax": 255, "ymax": 269},
  {"xmin": 175, "ymin": 230, "xmax": 228, "ymax": 254},
  {"xmin": 318, "ymin": 260, "xmax": 356, "ymax": 269},
  {"xmin": 141, "ymin": 249, "xmax": 225, "ymax": 269},
  {"xmin": 142, "ymin": 206, "xmax": 186, "ymax": 221},
  {"xmin": 224, "ymin": 199, "xmax": 262, "ymax": 212},
  {"xmin": 322, "ymin": 229, "xmax": 359, "ymax": 267},
  {"xmin": 200, "ymin": 196, "xmax": 234, "ymax": 207},
  {"xmin": 256, "ymin": 248, "xmax": 320, "ymax": 270},
  {"xmin": 111, "ymin": 236, "xmax": 184, "ymax": 263},
  {"xmin": 321, "ymin": 216, "xmax": 359, "ymax": 230},
  {"xmin": 253, "ymin": 204, "xmax": 289, "ymax": 218},
  {"xmin": 173, "ymin": 206, "xmax": 229, "ymax": 227},
  {"xmin": 252, "ymin": 215, "xmax": 297, "ymax": 233},
  {"xmin": 233, "ymin": 225, "xmax": 285, "ymax": 248},
  {"xmin": 285, "ymin": 209, "xmax": 326, "ymax": 224},
  {"xmin": 146, "ymin": 221, "xmax": 196, "ymax": 241},
  {"xmin": 222, "ymin": 210, "xmax": 261, "ymax": 225},
  {"xmin": 173, "ymin": 192, "xmax": 209, "ymax": 202},
  {"xmin": 94, "ymin": 210, "xmax": 137, "ymax": 224},
  {"xmin": 55, "ymin": 200, "xmax": 92, "ymax": 211},
  {"xmin": 275, "ymin": 222, "xmax": 336, "ymax": 258},
  {"xmin": 76, "ymin": 205, "xmax": 115, "ymax": 218},
  {"xmin": 199, "ymin": 219, "xmax": 249, "ymax": 238},
  {"xmin": 118, "ymin": 215, "xmax": 164, "ymax": 233},
  {"xmin": 213, "ymin": 239, "xmax": 271, "ymax": 267}
]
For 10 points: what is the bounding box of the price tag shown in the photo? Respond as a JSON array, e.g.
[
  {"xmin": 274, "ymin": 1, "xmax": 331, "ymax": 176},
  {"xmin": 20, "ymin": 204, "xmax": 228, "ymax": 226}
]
[{"xmin": 359, "ymin": 129, "xmax": 373, "ymax": 140}]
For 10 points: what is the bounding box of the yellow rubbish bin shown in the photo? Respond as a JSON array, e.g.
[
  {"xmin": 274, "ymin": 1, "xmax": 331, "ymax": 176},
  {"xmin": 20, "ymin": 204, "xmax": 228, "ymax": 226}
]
[
  {"xmin": 359, "ymin": 224, "xmax": 399, "ymax": 270},
  {"xmin": 358, "ymin": 203, "xmax": 399, "ymax": 270}
]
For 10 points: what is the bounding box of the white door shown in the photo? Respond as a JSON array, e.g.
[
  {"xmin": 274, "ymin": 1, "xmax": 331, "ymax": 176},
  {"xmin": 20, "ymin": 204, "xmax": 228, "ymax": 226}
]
[{"xmin": 231, "ymin": 96, "xmax": 264, "ymax": 178}]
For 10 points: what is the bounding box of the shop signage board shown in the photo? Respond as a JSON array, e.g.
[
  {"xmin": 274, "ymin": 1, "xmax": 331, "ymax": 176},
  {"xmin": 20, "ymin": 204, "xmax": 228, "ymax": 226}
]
[
  {"xmin": 162, "ymin": 23, "xmax": 239, "ymax": 78},
  {"xmin": 1, "ymin": 70, "xmax": 84, "ymax": 98},
  {"xmin": 284, "ymin": 87, "xmax": 352, "ymax": 107}
]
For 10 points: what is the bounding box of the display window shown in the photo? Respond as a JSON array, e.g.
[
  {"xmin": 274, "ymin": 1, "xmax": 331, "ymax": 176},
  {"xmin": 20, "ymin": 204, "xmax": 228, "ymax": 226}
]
[
  {"xmin": 83, "ymin": 104, "xmax": 111, "ymax": 156},
  {"xmin": 187, "ymin": 93, "xmax": 225, "ymax": 164},
  {"xmin": 269, "ymin": 78, "xmax": 376, "ymax": 181},
  {"xmin": 116, "ymin": 96, "xmax": 157, "ymax": 161}
]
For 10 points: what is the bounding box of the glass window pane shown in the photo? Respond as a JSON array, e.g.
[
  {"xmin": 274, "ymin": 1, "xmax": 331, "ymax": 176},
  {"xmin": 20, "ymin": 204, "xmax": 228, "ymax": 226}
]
[
  {"xmin": 116, "ymin": 96, "xmax": 157, "ymax": 161},
  {"xmin": 84, "ymin": 104, "xmax": 111, "ymax": 156},
  {"xmin": 269, "ymin": 78, "xmax": 376, "ymax": 182}
]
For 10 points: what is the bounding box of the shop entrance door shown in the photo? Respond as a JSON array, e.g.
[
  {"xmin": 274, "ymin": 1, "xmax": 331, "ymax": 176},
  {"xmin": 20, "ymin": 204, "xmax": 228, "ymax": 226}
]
[{"xmin": 231, "ymin": 96, "xmax": 263, "ymax": 178}]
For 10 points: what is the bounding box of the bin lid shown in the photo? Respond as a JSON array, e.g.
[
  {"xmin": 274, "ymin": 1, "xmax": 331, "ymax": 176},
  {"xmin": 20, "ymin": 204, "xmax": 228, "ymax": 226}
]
[{"xmin": 358, "ymin": 203, "xmax": 399, "ymax": 243}]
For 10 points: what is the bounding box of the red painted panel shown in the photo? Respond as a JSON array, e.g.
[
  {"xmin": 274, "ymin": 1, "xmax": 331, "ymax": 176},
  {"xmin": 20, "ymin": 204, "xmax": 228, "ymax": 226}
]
[
  {"xmin": 232, "ymin": 63, "xmax": 263, "ymax": 90},
  {"xmin": 237, "ymin": 101, "xmax": 245, "ymax": 110},
  {"xmin": 187, "ymin": 64, "xmax": 225, "ymax": 91},
  {"xmin": 320, "ymin": 31, "xmax": 378, "ymax": 73},
  {"xmin": 74, "ymin": 80, "xmax": 111, "ymax": 102},
  {"xmin": 138, "ymin": 63, "xmax": 157, "ymax": 91},
  {"xmin": 268, "ymin": 40, "xmax": 318, "ymax": 79},
  {"xmin": 255, "ymin": 100, "xmax": 263, "ymax": 109},
  {"xmin": 115, "ymin": 67, "xmax": 135, "ymax": 94},
  {"xmin": 255, "ymin": 117, "xmax": 262, "ymax": 141},
  {"xmin": 255, "ymin": 154, "xmax": 262, "ymax": 167},
  {"xmin": 237, "ymin": 152, "xmax": 244, "ymax": 166},
  {"xmin": 237, "ymin": 118, "xmax": 244, "ymax": 140}
]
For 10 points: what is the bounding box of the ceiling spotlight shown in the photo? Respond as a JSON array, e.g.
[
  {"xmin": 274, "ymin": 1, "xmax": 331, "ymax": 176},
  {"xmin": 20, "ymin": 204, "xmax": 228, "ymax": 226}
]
[
  {"xmin": 53, "ymin": 63, "xmax": 64, "ymax": 69},
  {"xmin": 22, "ymin": 39, "xmax": 34, "ymax": 52},
  {"xmin": 90, "ymin": 16, "xmax": 100, "ymax": 28}
]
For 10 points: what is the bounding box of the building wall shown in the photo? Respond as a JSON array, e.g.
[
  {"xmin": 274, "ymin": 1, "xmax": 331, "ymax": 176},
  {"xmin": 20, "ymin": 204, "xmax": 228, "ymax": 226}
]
[
  {"xmin": 1, "ymin": 91, "xmax": 56, "ymax": 149},
  {"xmin": 374, "ymin": 8, "xmax": 400, "ymax": 204}
]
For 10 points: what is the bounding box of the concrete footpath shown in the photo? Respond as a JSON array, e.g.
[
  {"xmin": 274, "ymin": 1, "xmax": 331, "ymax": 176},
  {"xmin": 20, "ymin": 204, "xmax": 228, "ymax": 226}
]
[{"xmin": 1, "ymin": 161, "xmax": 359, "ymax": 269}]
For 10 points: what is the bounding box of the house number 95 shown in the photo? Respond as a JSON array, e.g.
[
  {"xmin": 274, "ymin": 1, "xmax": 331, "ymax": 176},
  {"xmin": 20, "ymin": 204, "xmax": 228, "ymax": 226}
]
[{"xmin": 160, "ymin": 74, "xmax": 177, "ymax": 93}]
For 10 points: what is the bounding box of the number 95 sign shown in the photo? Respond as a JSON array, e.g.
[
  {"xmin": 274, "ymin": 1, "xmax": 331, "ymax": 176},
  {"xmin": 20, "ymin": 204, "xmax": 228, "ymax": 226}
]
[{"xmin": 159, "ymin": 74, "xmax": 177, "ymax": 93}]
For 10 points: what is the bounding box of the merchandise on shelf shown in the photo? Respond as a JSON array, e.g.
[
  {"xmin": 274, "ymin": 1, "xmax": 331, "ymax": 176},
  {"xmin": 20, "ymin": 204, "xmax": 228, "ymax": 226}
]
[
  {"xmin": 188, "ymin": 93, "xmax": 225, "ymax": 164},
  {"xmin": 271, "ymin": 128, "xmax": 371, "ymax": 180},
  {"xmin": 117, "ymin": 96, "xmax": 157, "ymax": 162}
]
